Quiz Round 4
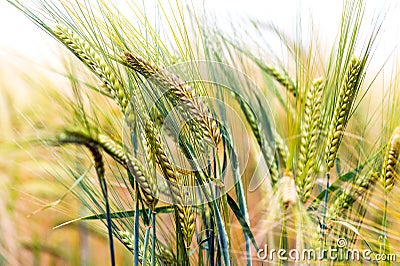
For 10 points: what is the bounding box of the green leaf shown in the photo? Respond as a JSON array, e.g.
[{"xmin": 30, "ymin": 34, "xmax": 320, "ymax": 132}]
[
  {"xmin": 308, "ymin": 152, "xmax": 379, "ymax": 212},
  {"xmin": 53, "ymin": 206, "xmax": 174, "ymax": 229},
  {"xmin": 227, "ymin": 194, "xmax": 259, "ymax": 252}
]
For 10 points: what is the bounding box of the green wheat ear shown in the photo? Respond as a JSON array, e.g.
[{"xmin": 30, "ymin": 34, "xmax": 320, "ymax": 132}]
[
  {"xmin": 296, "ymin": 77, "xmax": 324, "ymax": 202},
  {"xmin": 143, "ymin": 122, "xmax": 196, "ymax": 247},
  {"xmin": 325, "ymin": 57, "xmax": 362, "ymax": 171}
]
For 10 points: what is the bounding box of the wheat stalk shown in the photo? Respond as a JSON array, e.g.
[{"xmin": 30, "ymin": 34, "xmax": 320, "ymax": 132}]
[
  {"xmin": 325, "ymin": 57, "xmax": 362, "ymax": 171},
  {"xmin": 296, "ymin": 77, "xmax": 324, "ymax": 202},
  {"xmin": 381, "ymin": 127, "xmax": 400, "ymax": 192},
  {"xmin": 124, "ymin": 52, "xmax": 221, "ymax": 146}
]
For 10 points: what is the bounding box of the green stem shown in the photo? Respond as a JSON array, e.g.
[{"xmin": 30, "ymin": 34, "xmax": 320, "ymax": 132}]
[
  {"xmin": 134, "ymin": 192, "xmax": 140, "ymax": 266},
  {"xmin": 142, "ymin": 211, "xmax": 152, "ymax": 265},
  {"xmin": 151, "ymin": 212, "xmax": 156, "ymax": 266},
  {"xmin": 321, "ymin": 172, "xmax": 330, "ymax": 246},
  {"xmin": 279, "ymin": 208, "xmax": 288, "ymax": 266}
]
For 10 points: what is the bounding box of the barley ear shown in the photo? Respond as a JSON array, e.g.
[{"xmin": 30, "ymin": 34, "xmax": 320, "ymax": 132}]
[
  {"xmin": 53, "ymin": 25, "xmax": 135, "ymax": 126},
  {"xmin": 59, "ymin": 128, "xmax": 159, "ymax": 209},
  {"xmin": 97, "ymin": 134, "xmax": 159, "ymax": 209},
  {"xmin": 124, "ymin": 52, "xmax": 221, "ymax": 146},
  {"xmin": 264, "ymin": 64, "xmax": 297, "ymax": 98},
  {"xmin": 143, "ymin": 122, "xmax": 195, "ymax": 246},
  {"xmin": 296, "ymin": 77, "xmax": 324, "ymax": 202},
  {"xmin": 274, "ymin": 130, "xmax": 289, "ymax": 168},
  {"xmin": 325, "ymin": 57, "xmax": 362, "ymax": 171},
  {"xmin": 119, "ymin": 230, "xmax": 176, "ymax": 265},
  {"xmin": 381, "ymin": 127, "xmax": 400, "ymax": 192},
  {"xmin": 234, "ymin": 93, "xmax": 280, "ymax": 183}
]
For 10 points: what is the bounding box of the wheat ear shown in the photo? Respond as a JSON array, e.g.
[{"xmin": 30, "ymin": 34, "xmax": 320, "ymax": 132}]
[
  {"xmin": 325, "ymin": 57, "xmax": 362, "ymax": 171},
  {"xmin": 124, "ymin": 52, "xmax": 221, "ymax": 146},
  {"xmin": 119, "ymin": 230, "xmax": 175, "ymax": 265},
  {"xmin": 53, "ymin": 25, "xmax": 135, "ymax": 126},
  {"xmin": 57, "ymin": 130, "xmax": 117, "ymax": 261},
  {"xmin": 274, "ymin": 130, "xmax": 289, "ymax": 168},
  {"xmin": 234, "ymin": 93, "xmax": 279, "ymax": 183},
  {"xmin": 296, "ymin": 77, "xmax": 324, "ymax": 202},
  {"xmin": 97, "ymin": 133, "xmax": 159, "ymax": 209},
  {"xmin": 59, "ymin": 128, "xmax": 159, "ymax": 209},
  {"xmin": 263, "ymin": 64, "xmax": 297, "ymax": 97},
  {"xmin": 143, "ymin": 123, "xmax": 195, "ymax": 246},
  {"xmin": 381, "ymin": 127, "xmax": 400, "ymax": 192}
]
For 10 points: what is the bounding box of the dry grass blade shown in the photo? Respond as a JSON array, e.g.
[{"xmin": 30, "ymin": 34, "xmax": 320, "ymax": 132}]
[{"xmin": 381, "ymin": 127, "xmax": 400, "ymax": 192}]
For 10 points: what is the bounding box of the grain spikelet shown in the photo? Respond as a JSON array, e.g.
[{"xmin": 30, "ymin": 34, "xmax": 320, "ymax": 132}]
[
  {"xmin": 119, "ymin": 230, "xmax": 175, "ymax": 265},
  {"xmin": 53, "ymin": 25, "xmax": 135, "ymax": 125},
  {"xmin": 325, "ymin": 57, "xmax": 362, "ymax": 170},
  {"xmin": 124, "ymin": 52, "xmax": 221, "ymax": 146},
  {"xmin": 264, "ymin": 64, "xmax": 296, "ymax": 97},
  {"xmin": 381, "ymin": 127, "xmax": 400, "ymax": 192},
  {"xmin": 59, "ymin": 128, "xmax": 159, "ymax": 209},
  {"xmin": 143, "ymin": 123, "xmax": 195, "ymax": 246},
  {"xmin": 234, "ymin": 93, "xmax": 280, "ymax": 182},
  {"xmin": 296, "ymin": 77, "xmax": 324, "ymax": 202}
]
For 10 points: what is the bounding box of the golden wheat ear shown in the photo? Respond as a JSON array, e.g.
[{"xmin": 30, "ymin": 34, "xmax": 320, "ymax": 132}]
[
  {"xmin": 53, "ymin": 25, "xmax": 135, "ymax": 126},
  {"xmin": 123, "ymin": 52, "xmax": 221, "ymax": 146},
  {"xmin": 119, "ymin": 230, "xmax": 176, "ymax": 264},
  {"xmin": 59, "ymin": 128, "xmax": 159, "ymax": 209},
  {"xmin": 381, "ymin": 127, "xmax": 400, "ymax": 192}
]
